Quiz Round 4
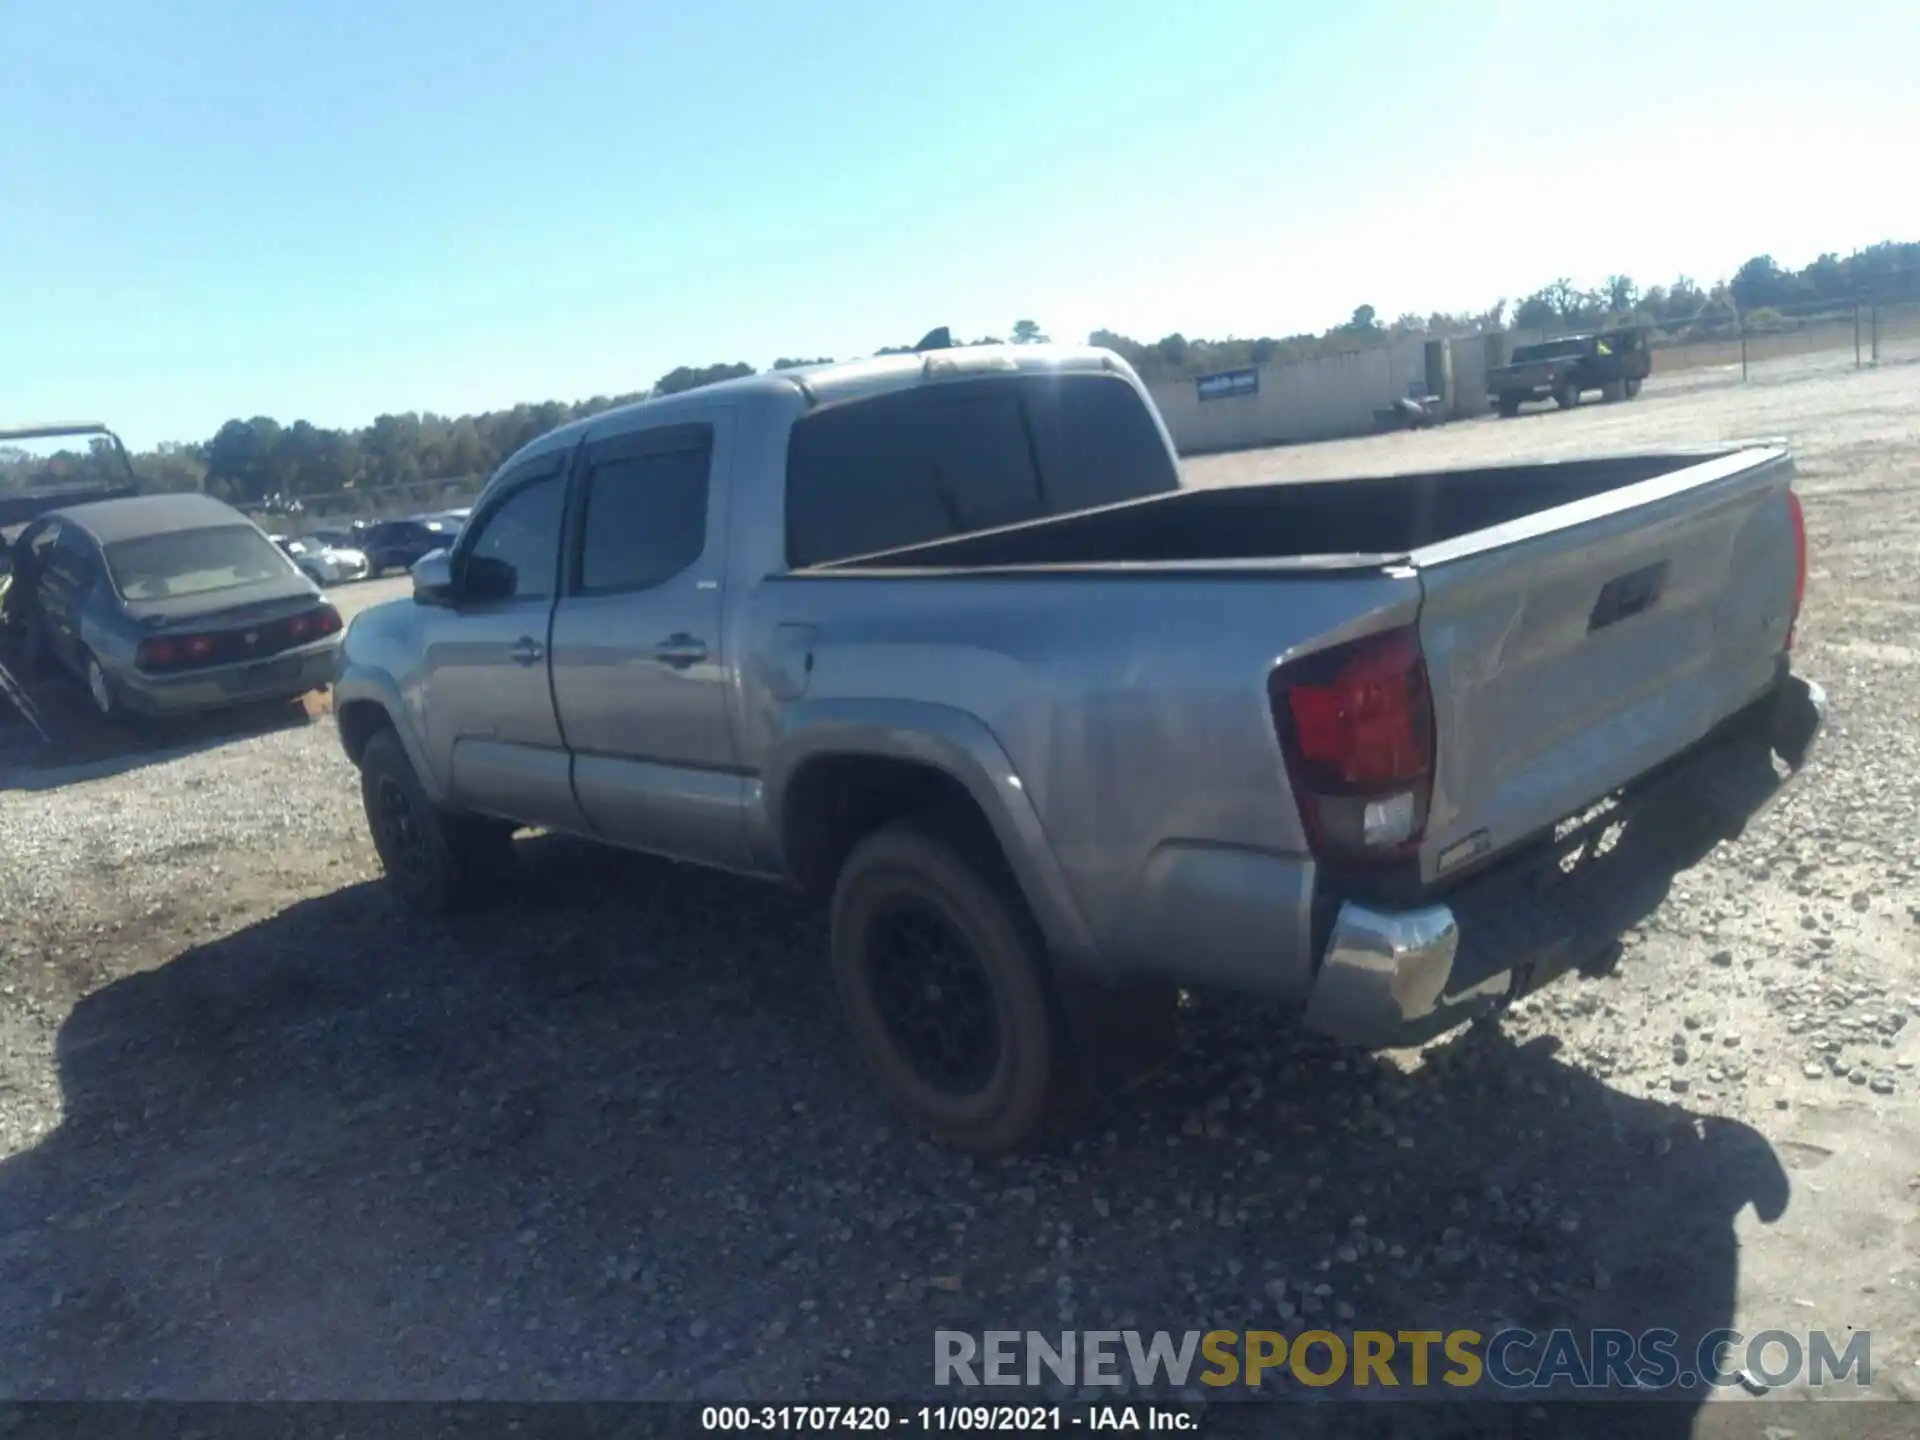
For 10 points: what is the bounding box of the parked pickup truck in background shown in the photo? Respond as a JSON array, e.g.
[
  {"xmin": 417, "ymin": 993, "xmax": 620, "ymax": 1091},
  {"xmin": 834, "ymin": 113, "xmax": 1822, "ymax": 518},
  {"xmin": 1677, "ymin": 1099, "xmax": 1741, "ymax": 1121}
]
[
  {"xmin": 1489, "ymin": 329, "xmax": 1652, "ymax": 416},
  {"xmin": 335, "ymin": 342, "xmax": 1824, "ymax": 1152}
]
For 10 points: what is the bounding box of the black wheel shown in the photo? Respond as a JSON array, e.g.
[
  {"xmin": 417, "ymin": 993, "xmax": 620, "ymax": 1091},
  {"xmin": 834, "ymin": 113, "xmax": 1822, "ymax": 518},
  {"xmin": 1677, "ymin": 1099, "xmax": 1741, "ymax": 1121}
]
[
  {"xmin": 301, "ymin": 565, "xmax": 325, "ymax": 586},
  {"xmin": 830, "ymin": 821, "xmax": 1064, "ymax": 1154},
  {"xmin": 1496, "ymin": 395, "xmax": 1522, "ymax": 418},
  {"xmin": 1601, "ymin": 379, "xmax": 1627, "ymax": 403},
  {"xmin": 1624, "ymin": 377, "xmax": 1643, "ymax": 398},
  {"xmin": 1555, "ymin": 380, "xmax": 1582, "ymax": 410},
  {"xmin": 359, "ymin": 728, "xmax": 515, "ymax": 915}
]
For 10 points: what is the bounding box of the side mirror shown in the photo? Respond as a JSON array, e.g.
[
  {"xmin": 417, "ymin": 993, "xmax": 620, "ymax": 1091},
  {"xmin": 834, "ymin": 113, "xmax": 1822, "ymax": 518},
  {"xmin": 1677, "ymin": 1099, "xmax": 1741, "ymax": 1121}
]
[
  {"xmin": 412, "ymin": 549, "xmax": 456, "ymax": 606},
  {"xmin": 462, "ymin": 555, "xmax": 517, "ymax": 603}
]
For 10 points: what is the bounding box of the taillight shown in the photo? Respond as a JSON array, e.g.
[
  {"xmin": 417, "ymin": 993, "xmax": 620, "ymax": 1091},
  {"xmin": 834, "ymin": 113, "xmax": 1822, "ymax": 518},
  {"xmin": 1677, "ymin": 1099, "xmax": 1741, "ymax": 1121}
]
[
  {"xmin": 1270, "ymin": 627, "xmax": 1435, "ymax": 864},
  {"xmin": 312, "ymin": 604, "xmax": 342, "ymax": 635},
  {"xmin": 135, "ymin": 636, "xmax": 178, "ymax": 670},
  {"xmin": 1786, "ymin": 489, "xmax": 1807, "ymax": 650}
]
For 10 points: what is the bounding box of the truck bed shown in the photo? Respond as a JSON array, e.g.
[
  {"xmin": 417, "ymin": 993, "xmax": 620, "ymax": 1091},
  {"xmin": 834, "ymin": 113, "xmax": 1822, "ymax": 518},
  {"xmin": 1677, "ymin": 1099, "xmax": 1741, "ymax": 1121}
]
[
  {"xmin": 801, "ymin": 449, "xmax": 1748, "ymax": 573},
  {"xmin": 793, "ymin": 443, "xmax": 1802, "ymax": 898}
]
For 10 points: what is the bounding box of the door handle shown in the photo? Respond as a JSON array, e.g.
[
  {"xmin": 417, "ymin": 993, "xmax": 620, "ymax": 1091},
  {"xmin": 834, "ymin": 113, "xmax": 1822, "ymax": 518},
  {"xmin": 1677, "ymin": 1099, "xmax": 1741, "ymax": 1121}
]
[
  {"xmin": 510, "ymin": 636, "xmax": 545, "ymax": 666},
  {"xmin": 652, "ymin": 634, "xmax": 708, "ymax": 668}
]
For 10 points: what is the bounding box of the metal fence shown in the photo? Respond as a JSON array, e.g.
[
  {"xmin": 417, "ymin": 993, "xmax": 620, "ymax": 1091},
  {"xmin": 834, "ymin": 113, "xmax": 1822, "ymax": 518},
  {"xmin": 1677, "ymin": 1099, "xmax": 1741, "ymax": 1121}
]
[{"xmin": 1651, "ymin": 297, "xmax": 1920, "ymax": 380}]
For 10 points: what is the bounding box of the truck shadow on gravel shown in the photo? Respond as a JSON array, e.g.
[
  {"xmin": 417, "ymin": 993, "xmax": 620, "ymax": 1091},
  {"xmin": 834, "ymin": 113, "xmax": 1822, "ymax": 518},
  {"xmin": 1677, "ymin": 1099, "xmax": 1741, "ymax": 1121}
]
[{"xmin": 0, "ymin": 838, "xmax": 1792, "ymax": 1428}]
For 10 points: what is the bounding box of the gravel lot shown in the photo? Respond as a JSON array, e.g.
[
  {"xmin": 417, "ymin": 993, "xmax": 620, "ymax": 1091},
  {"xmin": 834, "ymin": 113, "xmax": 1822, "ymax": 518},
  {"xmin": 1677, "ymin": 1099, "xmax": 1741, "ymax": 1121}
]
[{"xmin": 1, "ymin": 353, "xmax": 1917, "ymax": 1424}]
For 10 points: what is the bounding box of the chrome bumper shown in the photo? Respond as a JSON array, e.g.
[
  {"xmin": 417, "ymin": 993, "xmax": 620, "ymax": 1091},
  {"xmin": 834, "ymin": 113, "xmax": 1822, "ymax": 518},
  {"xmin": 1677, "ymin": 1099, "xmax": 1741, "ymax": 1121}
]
[
  {"xmin": 1302, "ymin": 902, "xmax": 1465, "ymax": 1049},
  {"xmin": 1303, "ymin": 671, "xmax": 1827, "ymax": 1050}
]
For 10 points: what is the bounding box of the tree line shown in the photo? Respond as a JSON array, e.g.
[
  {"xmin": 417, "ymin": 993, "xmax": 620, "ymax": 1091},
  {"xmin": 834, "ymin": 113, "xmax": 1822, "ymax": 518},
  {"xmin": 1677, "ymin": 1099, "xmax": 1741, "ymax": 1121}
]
[{"xmin": 3, "ymin": 242, "xmax": 1913, "ymax": 510}]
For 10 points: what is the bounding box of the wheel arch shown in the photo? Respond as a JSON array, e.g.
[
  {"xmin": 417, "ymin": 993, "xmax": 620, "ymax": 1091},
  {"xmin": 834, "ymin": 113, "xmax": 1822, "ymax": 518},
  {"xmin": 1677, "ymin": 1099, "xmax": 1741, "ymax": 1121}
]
[
  {"xmin": 761, "ymin": 699, "xmax": 1095, "ymax": 965},
  {"xmin": 333, "ymin": 667, "xmax": 448, "ymax": 804}
]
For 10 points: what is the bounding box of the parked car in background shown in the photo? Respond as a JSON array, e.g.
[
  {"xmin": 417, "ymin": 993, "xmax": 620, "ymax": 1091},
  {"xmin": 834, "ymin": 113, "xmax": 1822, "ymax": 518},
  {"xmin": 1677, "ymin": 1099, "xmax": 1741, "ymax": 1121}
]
[
  {"xmin": 1489, "ymin": 328, "xmax": 1652, "ymax": 416},
  {"xmin": 274, "ymin": 533, "xmax": 371, "ymax": 586},
  {"xmin": 358, "ymin": 515, "xmax": 460, "ymax": 577},
  {"xmin": 336, "ymin": 343, "xmax": 1821, "ymax": 1153},
  {"xmin": 3, "ymin": 493, "xmax": 342, "ymax": 718}
]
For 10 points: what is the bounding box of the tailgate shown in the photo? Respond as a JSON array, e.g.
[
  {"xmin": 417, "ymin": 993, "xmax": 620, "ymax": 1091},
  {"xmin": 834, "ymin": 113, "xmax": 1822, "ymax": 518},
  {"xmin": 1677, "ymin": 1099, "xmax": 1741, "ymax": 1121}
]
[{"xmin": 1414, "ymin": 447, "xmax": 1800, "ymax": 885}]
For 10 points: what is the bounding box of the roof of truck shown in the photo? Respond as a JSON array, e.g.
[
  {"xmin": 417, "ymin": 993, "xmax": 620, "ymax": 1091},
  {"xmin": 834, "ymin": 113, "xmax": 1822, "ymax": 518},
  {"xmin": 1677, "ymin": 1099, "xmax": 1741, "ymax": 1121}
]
[{"xmin": 502, "ymin": 343, "xmax": 1127, "ymax": 472}]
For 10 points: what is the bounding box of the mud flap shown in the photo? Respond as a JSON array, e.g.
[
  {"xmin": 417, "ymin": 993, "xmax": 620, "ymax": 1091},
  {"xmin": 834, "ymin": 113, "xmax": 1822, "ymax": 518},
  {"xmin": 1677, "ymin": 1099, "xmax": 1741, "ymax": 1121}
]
[{"xmin": 1055, "ymin": 971, "xmax": 1182, "ymax": 1097}]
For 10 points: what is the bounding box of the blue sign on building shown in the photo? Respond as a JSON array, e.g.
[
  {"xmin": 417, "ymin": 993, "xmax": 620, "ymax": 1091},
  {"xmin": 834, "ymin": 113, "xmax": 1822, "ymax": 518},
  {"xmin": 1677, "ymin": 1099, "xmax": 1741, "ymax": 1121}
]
[{"xmin": 1196, "ymin": 367, "xmax": 1259, "ymax": 401}]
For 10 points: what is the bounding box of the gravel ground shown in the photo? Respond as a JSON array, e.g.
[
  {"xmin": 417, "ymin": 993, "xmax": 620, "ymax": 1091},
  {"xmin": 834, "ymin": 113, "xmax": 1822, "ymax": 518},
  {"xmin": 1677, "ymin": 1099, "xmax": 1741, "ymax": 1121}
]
[{"xmin": 1, "ymin": 353, "xmax": 1917, "ymax": 1425}]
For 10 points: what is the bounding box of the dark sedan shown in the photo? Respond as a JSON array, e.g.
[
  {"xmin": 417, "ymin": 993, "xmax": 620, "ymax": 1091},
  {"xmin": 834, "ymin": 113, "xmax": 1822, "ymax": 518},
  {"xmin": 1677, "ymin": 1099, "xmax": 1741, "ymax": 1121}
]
[
  {"xmin": 358, "ymin": 515, "xmax": 459, "ymax": 577},
  {"xmin": 3, "ymin": 493, "xmax": 342, "ymax": 719}
]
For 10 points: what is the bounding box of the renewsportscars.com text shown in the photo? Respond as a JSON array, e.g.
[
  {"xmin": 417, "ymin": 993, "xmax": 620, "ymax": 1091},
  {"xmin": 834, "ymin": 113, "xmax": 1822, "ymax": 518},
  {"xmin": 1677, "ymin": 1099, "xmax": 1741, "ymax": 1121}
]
[{"xmin": 935, "ymin": 1327, "xmax": 1871, "ymax": 1394}]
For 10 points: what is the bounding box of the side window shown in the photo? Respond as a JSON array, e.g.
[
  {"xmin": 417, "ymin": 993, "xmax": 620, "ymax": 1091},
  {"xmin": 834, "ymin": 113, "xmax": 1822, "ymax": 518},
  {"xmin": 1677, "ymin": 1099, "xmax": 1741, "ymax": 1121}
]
[
  {"xmin": 578, "ymin": 430, "xmax": 713, "ymax": 593},
  {"xmin": 462, "ymin": 475, "xmax": 566, "ymax": 603},
  {"xmin": 46, "ymin": 531, "xmax": 98, "ymax": 587}
]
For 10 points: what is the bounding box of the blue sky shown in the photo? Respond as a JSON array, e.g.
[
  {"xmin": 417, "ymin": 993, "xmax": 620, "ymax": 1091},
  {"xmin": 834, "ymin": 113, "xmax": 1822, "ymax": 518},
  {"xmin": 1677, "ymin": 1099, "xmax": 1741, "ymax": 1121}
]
[{"xmin": 3, "ymin": 0, "xmax": 1915, "ymax": 447}]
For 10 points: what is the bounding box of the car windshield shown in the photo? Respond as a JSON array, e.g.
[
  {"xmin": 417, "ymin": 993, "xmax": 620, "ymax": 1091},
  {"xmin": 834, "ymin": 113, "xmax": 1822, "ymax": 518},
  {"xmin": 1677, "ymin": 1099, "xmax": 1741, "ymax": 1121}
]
[{"xmin": 104, "ymin": 524, "xmax": 289, "ymax": 601}]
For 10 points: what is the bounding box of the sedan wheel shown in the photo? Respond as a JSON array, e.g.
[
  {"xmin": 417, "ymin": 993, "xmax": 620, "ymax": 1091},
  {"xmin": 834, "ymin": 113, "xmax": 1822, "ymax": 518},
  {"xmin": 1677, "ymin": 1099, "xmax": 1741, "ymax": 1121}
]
[{"xmin": 85, "ymin": 655, "xmax": 115, "ymax": 717}]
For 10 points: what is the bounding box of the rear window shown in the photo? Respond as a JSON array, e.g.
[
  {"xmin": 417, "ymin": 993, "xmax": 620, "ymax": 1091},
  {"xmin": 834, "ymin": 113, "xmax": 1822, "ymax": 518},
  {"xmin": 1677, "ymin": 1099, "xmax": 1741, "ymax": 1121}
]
[
  {"xmin": 784, "ymin": 372, "xmax": 1178, "ymax": 567},
  {"xmin": 105, "ymin": 524, "xmax": 290, "ymax": 601}
]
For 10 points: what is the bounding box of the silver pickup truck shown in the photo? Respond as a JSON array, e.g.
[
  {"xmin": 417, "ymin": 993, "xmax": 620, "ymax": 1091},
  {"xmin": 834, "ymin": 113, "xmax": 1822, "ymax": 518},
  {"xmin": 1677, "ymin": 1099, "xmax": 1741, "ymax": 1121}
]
[{"xmin": 335, "ymin": 343, "xmax": 1825, "ymax": 1152}]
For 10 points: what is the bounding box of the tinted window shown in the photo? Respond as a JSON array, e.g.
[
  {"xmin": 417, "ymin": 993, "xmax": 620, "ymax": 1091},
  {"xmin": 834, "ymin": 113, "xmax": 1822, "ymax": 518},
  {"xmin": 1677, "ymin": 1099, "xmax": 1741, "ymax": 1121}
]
[
  {"xmin": 46, "ymin": 530, "xmax": 99, "ymax": 587},
  {"xmin": 579, "ymin": 433, "xmax": 712, "ymax": 593},
  {"xmin": 785, "ymin": 373, "xmax": 1177, "ymax": 566},
  {"xmin": 1023, "ymin": 373, "xmax": 1182, "ymax": 513},
  {"xmin": 462, "ymin": 476, "xmax": 565, "ymax": 601}
]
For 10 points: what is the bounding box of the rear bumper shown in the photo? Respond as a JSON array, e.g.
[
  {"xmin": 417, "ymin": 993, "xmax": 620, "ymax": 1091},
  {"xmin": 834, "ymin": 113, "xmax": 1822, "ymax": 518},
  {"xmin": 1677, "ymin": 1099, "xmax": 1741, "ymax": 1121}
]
[
  {"xmin": 116, "ymin": 639, "xmax": 341, "ymax": 716},
  {"xmin": 1303, "ymin": 671, "xmax": 1827, "ymax": 1049}
]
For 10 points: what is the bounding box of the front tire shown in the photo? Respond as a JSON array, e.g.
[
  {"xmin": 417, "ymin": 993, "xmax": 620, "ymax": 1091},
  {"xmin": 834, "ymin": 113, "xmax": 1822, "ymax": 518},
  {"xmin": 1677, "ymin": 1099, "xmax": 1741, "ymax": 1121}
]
[
  {"xmin": 1601, "ymin": 379, "xmax": 1627, "ymax": 402},
  {"xmin": 359, "ymin": 728, "xmax": 515, "ymax": 915},
  {"xmin": 830, "ymin": 821, "xmax": 1065, "ymax": 1154},
  {"xmin": 1555, "ymin": 380, "xmax": 1582, "ymax": 410},
  {"xmin": 1624, "ymin": 377, "xmax": 1643, "ymax": 398}
]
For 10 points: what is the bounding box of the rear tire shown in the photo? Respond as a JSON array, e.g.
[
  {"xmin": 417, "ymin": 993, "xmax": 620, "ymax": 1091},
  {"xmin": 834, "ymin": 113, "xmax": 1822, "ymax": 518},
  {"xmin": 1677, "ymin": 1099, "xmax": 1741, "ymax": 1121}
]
[
  {"xmin": 83, "ymin": 652, "xmax": 117, "ymax": 719},
  {"xmin": 830, "ymin": 820, "xmax": 1066, "ymax": 1154},
  {"xmin": 1624, "ymin": 377, "xmax": 1643, "ymax": 399},
  {"xmin": 1496, "ymin": 395, "xmax": 1522, "ymax": 418},
  {"xmin": 359, "ymin": 728, "xmax": 516, "ymax": 915},
  {"xmin": 1601, "ymin": 379, "xmax": 1627, "ymax": 403},
  {"xmin": 1555, "ymin": 380, "xmax": 1582, "ymax": 410}
]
